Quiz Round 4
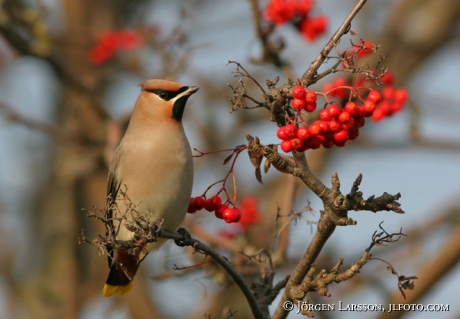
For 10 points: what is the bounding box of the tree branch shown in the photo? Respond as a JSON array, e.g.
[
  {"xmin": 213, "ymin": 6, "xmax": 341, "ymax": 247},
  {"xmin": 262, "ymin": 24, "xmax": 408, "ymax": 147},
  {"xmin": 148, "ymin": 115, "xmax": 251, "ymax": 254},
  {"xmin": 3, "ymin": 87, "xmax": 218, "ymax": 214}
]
[
  {"xmin": 159, "ymin": 229, "xmax": 268, "ymax": 319},
  {"xmin": 301, "ymin": 0, "xmax": 368, "ymax": 86}
]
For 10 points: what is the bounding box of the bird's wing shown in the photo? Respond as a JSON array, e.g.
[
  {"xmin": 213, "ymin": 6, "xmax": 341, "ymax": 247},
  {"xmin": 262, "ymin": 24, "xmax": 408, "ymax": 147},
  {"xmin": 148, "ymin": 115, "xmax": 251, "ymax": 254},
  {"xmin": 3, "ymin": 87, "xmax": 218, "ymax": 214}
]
[
  {"xmin": 107, "ymin": 145, "xmax": 122, "ymax": 205},
  {"xmin": 106, "ymin": 144, "xmax": 123, "ymax": 267}
]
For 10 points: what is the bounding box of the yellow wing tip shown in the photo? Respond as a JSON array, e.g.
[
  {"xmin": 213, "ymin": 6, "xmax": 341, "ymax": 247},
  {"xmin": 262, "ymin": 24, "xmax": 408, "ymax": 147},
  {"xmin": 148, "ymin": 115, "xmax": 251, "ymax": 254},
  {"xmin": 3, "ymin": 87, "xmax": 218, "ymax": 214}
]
[{"xmin": 102, "ymin": 282, "xmax": 133, "ymax": 297}]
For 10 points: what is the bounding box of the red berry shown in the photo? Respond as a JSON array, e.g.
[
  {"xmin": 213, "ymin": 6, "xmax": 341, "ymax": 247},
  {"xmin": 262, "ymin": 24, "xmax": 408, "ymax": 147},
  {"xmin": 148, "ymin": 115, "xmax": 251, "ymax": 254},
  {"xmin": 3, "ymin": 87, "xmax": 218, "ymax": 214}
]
[
  {"xmin": 205, "ymin": 196, "xmax": 222, "ymax": 212},
  {"xmin": 290, "ymin": 138, "xmax": 303, "ymax": 150},
  {"xmin": 280, "ymin": 140, "xmax": 293, "ymax": 153},
  {"xmin": 187, "ymin": 198, "xmax": 197, "ymax": 214},
  {"xmin": 367, "ymin": 90, "xmax": 381, "ymax": 104},
  {"xmin": 297, "ymin": 140, "xmax": 309, "ymax": 152},
  {"xmin": 362, "ymin": 100, "xmax": 376, "ymax": 116},
  {"xmin": 334, "ymin": 77, "xmax": 347, "ymax": 87},
  {"xmin": 315, "ymin": 133, "xmax": 327, "ymax": 144},
  {"xmin": 305, "ymin": 91, "xmax": 317, "ymax": 103},
  {"xmin": 344, "ymin": 102, "xmax": 359, "ymax": 116},
  {"xmin": 371, "ymin": 108, "xmax": 385, "ymax": 122},
  {"xmin": 194, "ymin": 196, "xmax": 205, "ymax": 210},
  {"xmin": 327, "ymin": 105, "xmax": 342, "ymax": 119},
  {"xmin": 378, "ymin": 101, "xmax": 392, "ymax": 115},
  {"xmin": 222, "ymin": 207, "xmax": 241, "ymax": 223},
  {"xmin": 391, "ymin": 102, "xmax": 404, "ymax": 113},
  {"xmin": 380, "ymin": 72, "xmax": 394, "ymax": 85},
  {"xmin": 329, "ymin": 119, "xmax": 341, "ymax": 133},
  {"xmin": 338, "ymin": 111, "xmax": 351, "ymax": 123},
  {"xmin": 322, "ymin": 139, "xmax": 334, "ymax": 148},
  {"xmin": 323, "ymin": 82, "xmax": 334, "ymax": 93},
  {"xmin": 309, "ymin": 122, "xmax": 323, "ymax": 136},
  {"xmin": 340, "ymin": 117, "xmax": 355, "ymax": 131},
  {"xmin": 382, "ymin": 86, "xmax": 395, "ymax": 100},
  {"xmin": 233, "ymin": 207, "xmax": 242, "ymax": 223},
  {"xmin": 292, "ymin": 98, "xmax": 306, "ymax": 110},
  {"xmin": 284, "ymin": 124, "xmax": 297, "ymax": 139},
  {"xmin": 305, "ymin": 102, "xmax": 317, "ymax": 112},
  {"xmin": 222, "ymin": 207, "xmax": 235, "ymax": 223},
  {"xmin": 296, "ymin": 127, "xmax": 311, "ymax": 141},
  {"xmin": 357, "ymin": 40, "xmax": 373, "ymax": 58},
  {"xmin": 320, "ymin": 108, "xmax": 332, "ymax": 121},
  {"xmin": 347, "ymin": 125, "xmax": 359, "ymax": 140},
  {"xmin": 215, "ymin": 204, "xmax": 227, "ymax": 219},
  {"xmin": 333, "ymin": 77, "xmax": 348, "ymax": 99},
  {"xmin": 308, "ymin": 136, "xmax": 322, "ymax": 149},
  {"xmin": 239, "ymin": 197, "xmax": 260, "ymax": 228},
  {"xmin": 88, "ymin": 45, "xmax": 114, "ymax": 65},
  {"xmin": 276, "ymin": 126, "xmax": 289, "ymax": 141},
  {"xmin": 354, "ymin": 116, "xmax": 365, "ymax": 128},
  {"xmin": 292, "ymin": 85, "xmax": 306, "ymax": 99},
  {"xmin": 299, "ymin": 15, "xmax": 327, "ymax": 42},
  {"xmin": 264, "ymin": 0, "xmax": 297, "ymax": 24},
  {"xmin": 394, "ymin": 88, "xmax": 409, "ymax": 103},
  {"xmin": 334, "ymin": 130, "xmax": 349, "ymax": 143},
  {"xmin": 317, "ymin": 121, "xmax": 330, "ymax": 133}
]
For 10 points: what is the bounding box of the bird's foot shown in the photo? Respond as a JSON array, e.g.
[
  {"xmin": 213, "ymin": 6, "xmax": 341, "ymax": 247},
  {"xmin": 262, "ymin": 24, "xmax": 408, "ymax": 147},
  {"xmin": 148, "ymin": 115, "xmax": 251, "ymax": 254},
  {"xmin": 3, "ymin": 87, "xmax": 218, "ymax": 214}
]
[{"xmin": 175, "ymin": 228, "xmax": 193, "ymax": 247}]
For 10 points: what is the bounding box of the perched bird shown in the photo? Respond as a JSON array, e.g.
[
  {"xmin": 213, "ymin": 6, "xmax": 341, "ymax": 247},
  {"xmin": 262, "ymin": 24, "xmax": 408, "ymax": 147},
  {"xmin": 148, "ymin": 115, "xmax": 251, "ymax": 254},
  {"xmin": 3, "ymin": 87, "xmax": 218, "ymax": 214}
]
[{"xmin": 102, "ymin": 79, "xmax": 198, "ymax": 297}]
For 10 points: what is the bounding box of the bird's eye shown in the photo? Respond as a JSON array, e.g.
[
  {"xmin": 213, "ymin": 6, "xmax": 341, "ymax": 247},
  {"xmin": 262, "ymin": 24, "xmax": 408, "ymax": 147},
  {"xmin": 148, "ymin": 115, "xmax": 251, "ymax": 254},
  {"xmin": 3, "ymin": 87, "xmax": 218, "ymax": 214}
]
[{"xmin": 158, "ymin": 92, "xmax": 169, "ymax": 100}]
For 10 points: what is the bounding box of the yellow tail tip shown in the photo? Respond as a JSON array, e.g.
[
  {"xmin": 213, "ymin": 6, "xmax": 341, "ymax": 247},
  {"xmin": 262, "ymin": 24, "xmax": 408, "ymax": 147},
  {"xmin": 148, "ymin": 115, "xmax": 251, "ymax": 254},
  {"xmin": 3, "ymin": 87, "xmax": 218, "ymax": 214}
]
[{"xmin": 102, "ymin": 282, "xmax": 133, "ymax": 297}]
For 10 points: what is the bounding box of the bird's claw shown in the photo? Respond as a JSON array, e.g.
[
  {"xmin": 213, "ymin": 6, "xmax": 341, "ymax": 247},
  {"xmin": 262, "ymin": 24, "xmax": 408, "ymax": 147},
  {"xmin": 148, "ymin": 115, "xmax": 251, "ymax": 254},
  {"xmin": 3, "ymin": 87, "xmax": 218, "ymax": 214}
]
[{"xmin": 175, "ymin": 228, "xmax": 192, "ymax": 247}]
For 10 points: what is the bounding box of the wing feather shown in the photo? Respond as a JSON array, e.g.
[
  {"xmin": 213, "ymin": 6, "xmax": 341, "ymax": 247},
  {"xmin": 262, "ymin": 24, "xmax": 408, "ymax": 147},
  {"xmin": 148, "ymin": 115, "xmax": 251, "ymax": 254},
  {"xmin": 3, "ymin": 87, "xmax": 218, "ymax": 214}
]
[{"xmin": 106, "ymin": 144, "xmax": 123, "ymax": 267}]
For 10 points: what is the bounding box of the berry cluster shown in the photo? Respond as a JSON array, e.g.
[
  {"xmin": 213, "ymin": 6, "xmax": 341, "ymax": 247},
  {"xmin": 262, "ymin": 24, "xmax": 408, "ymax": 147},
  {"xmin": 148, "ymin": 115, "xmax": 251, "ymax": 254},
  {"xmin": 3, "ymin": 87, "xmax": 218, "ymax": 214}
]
[
  {"xmin": 264, "ymin": 0, "xmax": 327, "ymax": 42},
  {"xmin": 187, "ymin": 195, "xmax": 242, "ymax": 224},
  {"xmin": 88, "ymin": 30, "xmax": 144, "ymax": 65},
  {"xmin": 325, "ymin": 72, "xmax": 409, "ymax": 123},
  {"xmin": 338, "ymin": 40, "xmax": 409, "ymax": 121},
  {"xmin": 264, "ymin": 0, "xmax": 313, "ymax": 24},
  {"xmin": 371, "ymin": 86, "xmax": 408, "ymax": 122},
  {"xmin": 278, "ymin": 86, "xmax": 385, "ymax": 152},
  {"xmin": 291, "ymin": 85, "xmax": 318, "ymax": 112},
  {"xmin": 297, "ymin": 15, "xmax": 327, "ymax": 42}
]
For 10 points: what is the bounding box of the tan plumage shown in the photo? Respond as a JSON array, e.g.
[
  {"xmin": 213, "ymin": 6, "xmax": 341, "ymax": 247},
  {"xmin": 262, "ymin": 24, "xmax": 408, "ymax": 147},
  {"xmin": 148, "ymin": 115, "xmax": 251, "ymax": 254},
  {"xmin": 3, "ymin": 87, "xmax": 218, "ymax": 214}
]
[{"xmin": 103, "ymin": 79, "xmax": 198, "ymax": 297}]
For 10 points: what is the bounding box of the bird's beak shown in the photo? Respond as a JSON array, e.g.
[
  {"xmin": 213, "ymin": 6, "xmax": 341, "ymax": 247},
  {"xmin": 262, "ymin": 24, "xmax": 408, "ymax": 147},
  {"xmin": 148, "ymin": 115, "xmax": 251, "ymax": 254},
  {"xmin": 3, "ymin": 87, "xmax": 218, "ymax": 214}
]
[
  {"xmin": 171, "ymin": 86, "xmax": 199, "ymax": 122},
  {"xmin": 186, "ymin": 86, "xmax": 199, "ymax": 95}
]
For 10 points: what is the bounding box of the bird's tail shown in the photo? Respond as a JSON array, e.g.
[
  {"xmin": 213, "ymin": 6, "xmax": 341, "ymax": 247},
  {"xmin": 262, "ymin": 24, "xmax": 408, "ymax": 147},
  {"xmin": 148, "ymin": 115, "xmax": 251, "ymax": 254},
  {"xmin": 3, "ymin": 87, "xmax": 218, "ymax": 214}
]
[{"xmin": 102, "ymin": 249, "xmax": 139, "ymax": 297}]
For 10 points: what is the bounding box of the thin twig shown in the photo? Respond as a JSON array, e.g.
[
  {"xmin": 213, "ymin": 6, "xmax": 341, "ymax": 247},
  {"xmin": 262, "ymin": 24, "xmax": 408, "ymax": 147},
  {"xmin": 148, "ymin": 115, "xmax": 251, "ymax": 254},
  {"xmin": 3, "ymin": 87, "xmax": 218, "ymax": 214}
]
[{"xmin": 301, "ymin": 0, "xmax": 368, "ymax": 85}]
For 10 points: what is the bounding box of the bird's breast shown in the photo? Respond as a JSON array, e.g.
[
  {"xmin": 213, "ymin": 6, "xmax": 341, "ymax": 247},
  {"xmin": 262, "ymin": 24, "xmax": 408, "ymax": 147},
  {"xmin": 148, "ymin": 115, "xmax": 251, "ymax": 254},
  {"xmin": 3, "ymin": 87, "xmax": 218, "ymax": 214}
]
[{"xmin": 114, "ymin": 131, "xmax": 193, "ymax": 241}]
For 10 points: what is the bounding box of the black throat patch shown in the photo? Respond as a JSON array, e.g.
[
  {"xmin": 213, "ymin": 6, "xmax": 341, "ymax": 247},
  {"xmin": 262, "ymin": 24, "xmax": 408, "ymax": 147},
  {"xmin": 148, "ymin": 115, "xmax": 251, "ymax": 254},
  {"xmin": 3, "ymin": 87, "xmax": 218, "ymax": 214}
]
[{"xmin": 172, "ymin": 95, "xmax": 191, "ymax": 122}]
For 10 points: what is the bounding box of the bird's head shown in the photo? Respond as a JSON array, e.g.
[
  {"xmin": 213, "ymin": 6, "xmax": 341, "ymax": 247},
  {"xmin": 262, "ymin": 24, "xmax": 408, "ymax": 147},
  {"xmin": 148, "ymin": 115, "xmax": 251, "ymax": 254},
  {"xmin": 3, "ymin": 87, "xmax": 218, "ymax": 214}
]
[{"xmin": 136, "ymin": 79, "xmax": 199, "ymax": 123}]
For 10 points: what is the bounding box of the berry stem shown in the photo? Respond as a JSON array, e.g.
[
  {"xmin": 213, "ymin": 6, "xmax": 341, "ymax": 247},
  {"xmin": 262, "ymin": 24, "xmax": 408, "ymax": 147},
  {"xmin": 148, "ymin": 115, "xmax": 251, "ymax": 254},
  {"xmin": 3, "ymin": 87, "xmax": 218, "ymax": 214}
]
[{"xmin": 198, "ymin": 145, "xmax": 247, "ymax": 206}]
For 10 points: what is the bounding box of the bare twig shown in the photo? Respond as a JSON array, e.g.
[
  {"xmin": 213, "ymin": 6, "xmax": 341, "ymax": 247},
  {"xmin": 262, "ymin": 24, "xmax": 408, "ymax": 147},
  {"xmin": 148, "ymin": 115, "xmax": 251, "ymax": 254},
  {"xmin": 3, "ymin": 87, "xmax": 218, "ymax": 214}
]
[{"xmin": 301, "ymin": 0, "xmax": 368, "ymax": 86}]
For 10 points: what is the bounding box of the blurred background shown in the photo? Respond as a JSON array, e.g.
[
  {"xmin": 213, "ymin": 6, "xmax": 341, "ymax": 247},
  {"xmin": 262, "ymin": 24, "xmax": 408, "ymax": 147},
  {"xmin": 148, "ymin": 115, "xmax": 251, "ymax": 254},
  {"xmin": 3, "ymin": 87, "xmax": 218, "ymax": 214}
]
[{"xmin": 0, "ymin": 0, "xmax": 459, "ymax": 318}]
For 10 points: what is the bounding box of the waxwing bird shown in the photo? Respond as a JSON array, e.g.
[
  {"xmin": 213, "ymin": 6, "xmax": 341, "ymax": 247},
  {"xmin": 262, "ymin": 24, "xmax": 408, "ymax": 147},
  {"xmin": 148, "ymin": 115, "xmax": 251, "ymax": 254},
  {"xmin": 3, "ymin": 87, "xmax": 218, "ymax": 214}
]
[{"xmin": 102, "ymin": 79, "xmax": 198, "ymax": 297}]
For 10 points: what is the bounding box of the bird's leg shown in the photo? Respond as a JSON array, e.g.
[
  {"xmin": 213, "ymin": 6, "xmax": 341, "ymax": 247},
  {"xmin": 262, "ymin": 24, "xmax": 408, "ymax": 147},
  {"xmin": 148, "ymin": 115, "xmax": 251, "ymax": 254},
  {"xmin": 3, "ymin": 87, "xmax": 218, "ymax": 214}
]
[{"xmin": 175, "ymin": 227, "xmax": 193, "ymax": 247}]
